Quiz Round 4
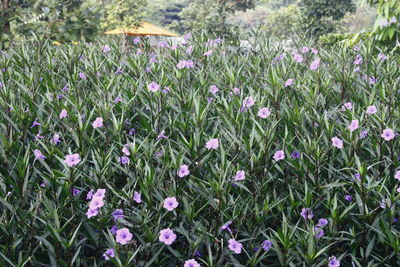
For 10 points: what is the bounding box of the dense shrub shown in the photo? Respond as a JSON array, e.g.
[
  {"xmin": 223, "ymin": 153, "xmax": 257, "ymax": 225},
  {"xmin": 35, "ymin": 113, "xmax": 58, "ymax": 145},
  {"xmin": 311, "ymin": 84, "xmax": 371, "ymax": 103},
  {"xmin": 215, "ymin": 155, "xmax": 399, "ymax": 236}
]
[
  {"xmin": 262, "ymin": 4, "xmax": 302, "ymax": 39},
  {"xmin": 1, "ymin": 35, "xmax": 400, "ymax": 266}
]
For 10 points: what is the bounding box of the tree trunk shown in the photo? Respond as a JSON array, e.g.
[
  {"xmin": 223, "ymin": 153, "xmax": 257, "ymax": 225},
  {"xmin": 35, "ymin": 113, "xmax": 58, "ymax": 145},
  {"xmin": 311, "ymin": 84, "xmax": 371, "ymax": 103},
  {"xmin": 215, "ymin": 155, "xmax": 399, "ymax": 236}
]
[{"xmin": 2, "ymin": 0, "xmax": 11, "ymax": 34}]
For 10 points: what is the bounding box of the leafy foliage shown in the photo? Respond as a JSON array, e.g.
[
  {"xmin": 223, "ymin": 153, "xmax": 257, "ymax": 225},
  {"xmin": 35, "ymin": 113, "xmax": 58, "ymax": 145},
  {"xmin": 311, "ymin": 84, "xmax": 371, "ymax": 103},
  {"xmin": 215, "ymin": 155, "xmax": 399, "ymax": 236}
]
[
  {"xmin": 365, "ymin": 0, "xmax": 400, "ymax": 43},
  {"xmin": 146, "ymin": 0, "xmax": 190, "ymax": 34},
  {"xmin": 262, "ymin": 4, "xmax": 302, "ymax": 39},
  {"xmin": 298, "ymin": 0, "xmax": 356, "ymax": 37},
  {"xmin": 101, "ymin": 0, "xmax": 147, "ymax": 30},
  {"xmin": 1, "ymin": 34, "xmax": 400, "ymax": 266},
  {"xmin": 0, "ymin": 0, "xmax": 147, "ymax": 46},
  {"xmin": 178, "ymin": 0, "xmax": 256, "ymax": 36}
]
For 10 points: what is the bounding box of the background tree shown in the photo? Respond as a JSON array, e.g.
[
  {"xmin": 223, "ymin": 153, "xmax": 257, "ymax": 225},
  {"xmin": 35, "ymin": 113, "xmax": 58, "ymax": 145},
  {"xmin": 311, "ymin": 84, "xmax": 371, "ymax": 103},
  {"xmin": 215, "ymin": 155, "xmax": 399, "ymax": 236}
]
[
  {"xmin": 146, "ymin": 0, "xmax": 189, "ymax": 33},
  {"xmin": 178, "ymin": 0, "xmax": 256, "ymax": 36},
  {"xmin": 365, "ymin": 0, "xmax": 400, "ymax": 43},
  {"xmin": 101, "ymin": 0, "xmax": 147, "ymax": 30},
  {"xmin": 298, "ymin": 0, "xmax": 356, "ymax": 37},
  {"xmin": 262, "ymin": 4, "xmax": 302, "ymax": 39}
]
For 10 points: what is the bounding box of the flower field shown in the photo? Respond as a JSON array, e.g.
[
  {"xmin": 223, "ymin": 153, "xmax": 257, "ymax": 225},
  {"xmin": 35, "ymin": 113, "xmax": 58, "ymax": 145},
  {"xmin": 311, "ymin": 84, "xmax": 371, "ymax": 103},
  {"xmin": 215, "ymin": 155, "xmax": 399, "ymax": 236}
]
[{"xmin": 0, "ymin": 36, "xmax": 400, "ymax": 266}]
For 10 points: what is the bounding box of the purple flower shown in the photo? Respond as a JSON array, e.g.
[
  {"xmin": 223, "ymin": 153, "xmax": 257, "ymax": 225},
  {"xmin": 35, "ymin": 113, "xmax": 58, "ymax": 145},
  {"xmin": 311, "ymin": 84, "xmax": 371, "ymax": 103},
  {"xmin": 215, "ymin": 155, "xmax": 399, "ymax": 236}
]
[
  {"xmin": 366, "ymin": 105, "xmax": 377, "ymax": 114},
  {"xmin": 162, "ymin": 87, "xmax": 170, "ymax": 94},
  {"xmin": 113, "ymin": 96, "xmax": 123, "ymax": 103},
  {"xmin": 149, "ymin": 55, "xmax": 158, "ymax": 64},
  {"xmin": 111, "ymin": 224, "xmax": 118, "ymax": 235},
  {"xmin": 262, "ymin": 240, "xmax": 272, "ymax": 251},
  {"xmin": 258, "ymin": 107, "xmax": 271, "ymax": 118},
  {"xmin": 311, "ymin": 48, "xmax": 319, "ymax": 54},
  {"xmin": 59, "ymin": 109, "xmax": 68, "ymax": 119},
  {"xmin": 344, "ymin": 195, "xmax": 352, "ymax": 202},
  {"xmin": 86, "ymin": 208, "xmax": 98, "ymax": 218},
  {"xmin": 186, "ymin": 46, "xmax": 194, "ymax": 54},
  {"xmin": 348, "ymin": 119, "xmax": 359, "ymax": 132},
  {"xmin": 163, "ymin": 197, "xmax": 179, "ymax": 211},
  {"xmin": 31, "ymin": 118, "xmax": 42, "ymax": 128},
  {"xmin": 177, "ymin": 60, "xmax": 194, "ymax": 69},
  {"xmin": 310, "ymin": 58, "xmax": 320, "ymax": 70},
  {"xmin": 133, "ymin": 37, "xmax": 140, "ymax": 44},
  {"xmin": 241, "ymin": 96, "xmax": 255, "ymax": 111},
  {"xmin": 112, "ymin": 209, "xmax": 124, "ymax": 220},
  {"xmin": 331, "ymin": 137, "xmax": 343, "ymax": 149},
  {"xmin": 381, "ymin": 128, "xmax": 395, "ymax": 141},
  {"xmin": 148, "ymin": 82, "xmax": 160, "ymax": 92},
  {"xmin": 122, "ymin": 144, "xmax": 130, "ymax": 156},
  {"xmin": 183, "ymin": 33, "xmax": 191, "ymax": 41},
  {"xmin": 301, "ymin": 208, "xmax": 314, "ymax": 220},
  {"xmin": 78, "ymin": 72, "xmax": 87, "ymax": 80},
  {"xmin": 89, "ymin": 197, "xmax": 104, "ymax": 210},
  {"xmin": 134, "ymin": 191, "xmax": 142, "ymax": 203},
  {"xmin": 103, "ymin": 248, "xmax": 115, "ymax": 260},
  {"xmin": 272, "ymin": 53, "xmax": 285, "ymax": 63},
  {"xmin": 354, "ymin": 173, "xmax": 361, "ymax": 181},
  {"xmin": 328, "ymin": 256, "xmax": 340, "ymax": 267},
  {"xmin": 228, "ymin": 239, "xmax": 242, "ymax": 254},
  {"xmin": 102, "ymin": 45, "xmax": 111, "ymax": 53},
  {"xmin": 86, "ymin": 189, "xmax": 94, "ymax": 200},
  {"xmin": 205, "ymin": 138, "xmax": 219, "ymax": 150},
  {"xmin": 72, "ymin": 187, "xmax": 81, "ymax": 196},
  {"xmin": 395, "ymin": 170, "xmax": 400, "ymax": 181},
  {"xmin": 157, "ymin": 130, "xmax": 168, "ymax": 140},
  {"xmin": 159, "ymin": 228, "xmax": 177, "ymax": 245},
  {"xmin": 284, "ymin": 79, "xmax": 294, "ymax": 87},
  {"xmin": 50, "ymin": 134, "xmax": 61, "ymax": 144},
  {"xmin": 92, "ymin": 117, "xmax": 103, "ymax": 128},
  {"xmin": 301, "ymin": 46, "xmax": 309, "ymax": 53},
  {"xmin": 184, "ymin": 259, "xmax": 200, "ymax": 267},
  {"xmin": 209, "ymin": 85, "xmax": 219, "ymax": 94},
  {"xmin": 220, "ymin": 221, "xmax": 232, "ymax": 232},
  {"xmin": 233, "ymin": 87, "xmax": 241, "ymax": 95},
  {"xmin": 353, "ymin": 55, "xmax": 363, "ymax": 65},
  {"xmin": 233, "ymin": 170, "xmax": 245, "ymax": 181},
  {"xmin": 177, "ymin": 60, "xmax": 187, "ymax": 69},
  {"xmin": 204, "ymin": 50, "xmax": 213, "ymax": 56},
  {"xmin": 293, "ymin": 53, "xmax": 303, "ymax": 63},
  {"xmin": 291, "ymin": 151, "xmax": 301, "ymax": 159},
  {"xmin": 34, "ymin": 149, "xmax": 45, "ymax": 160},
  {"xmin": 178, "ymin": 164, "xmax": 190, "ymax": 177},
  {"xmin": 273, "ymin": 150, "xmax": 285, "ymax": 161},
  {"xmin": 93, "ymin": 189, "xmax": 106, "ymax": 198},
  {"xmin": 119, "ymin": 156, "xmax": 130, "ymax": 165},
  {"xmin": 315, "ymin": 228, "xmax": 325, "ymax": 239},
  {"xmin": 116, "ymin": 228, "xmax": 133, "ymax": 245},
  {"xmin": 359, "ymin": 130, "xmax": 368, "ymax": 139},
  {"xmin": 213, "ymin": 37, "xmax": 222, "ymax": 44},
  {"xmin": 378, "ymin": 52, "xmax": 387, "ymax": 61},
  {"xmin": 128, "ymin": 128, "xmax": 136, "ymax": 135},
  {"xmin": 316, "ymin": 218, "xmax": 328, "ymax": 227},
  {"xmin": 343, "ymin": 102, "xmax": 352, "ymax": 110},
  {"xmin": 64, "ymin": 153, "xmax": 81, "ymax": 167},
  {"xmin": 159, "ymin": 41, "xmax": 169, "ymax": 48},
  {"xmin": 155, "ymin": 150, "xmax": 164, "ymax": 158},
  {"xmin": 194, "ymin": 250, "xmax": 201, "ymax": 257},
  {"xmin": 34, "ymin": 133, "xmax": 44, "ymax": 141},
  {"xmin": 369, "ymin": 76, "xmax": 377, "ymax": 85}
]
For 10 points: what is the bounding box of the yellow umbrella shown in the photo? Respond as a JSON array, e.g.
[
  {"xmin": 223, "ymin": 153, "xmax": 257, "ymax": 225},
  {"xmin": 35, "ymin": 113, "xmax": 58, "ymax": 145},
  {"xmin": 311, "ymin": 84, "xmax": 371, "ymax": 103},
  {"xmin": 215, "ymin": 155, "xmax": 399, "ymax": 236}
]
[{"xmin": 104, "ymin": 22, "xmax": 179, "ymax": 37}]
